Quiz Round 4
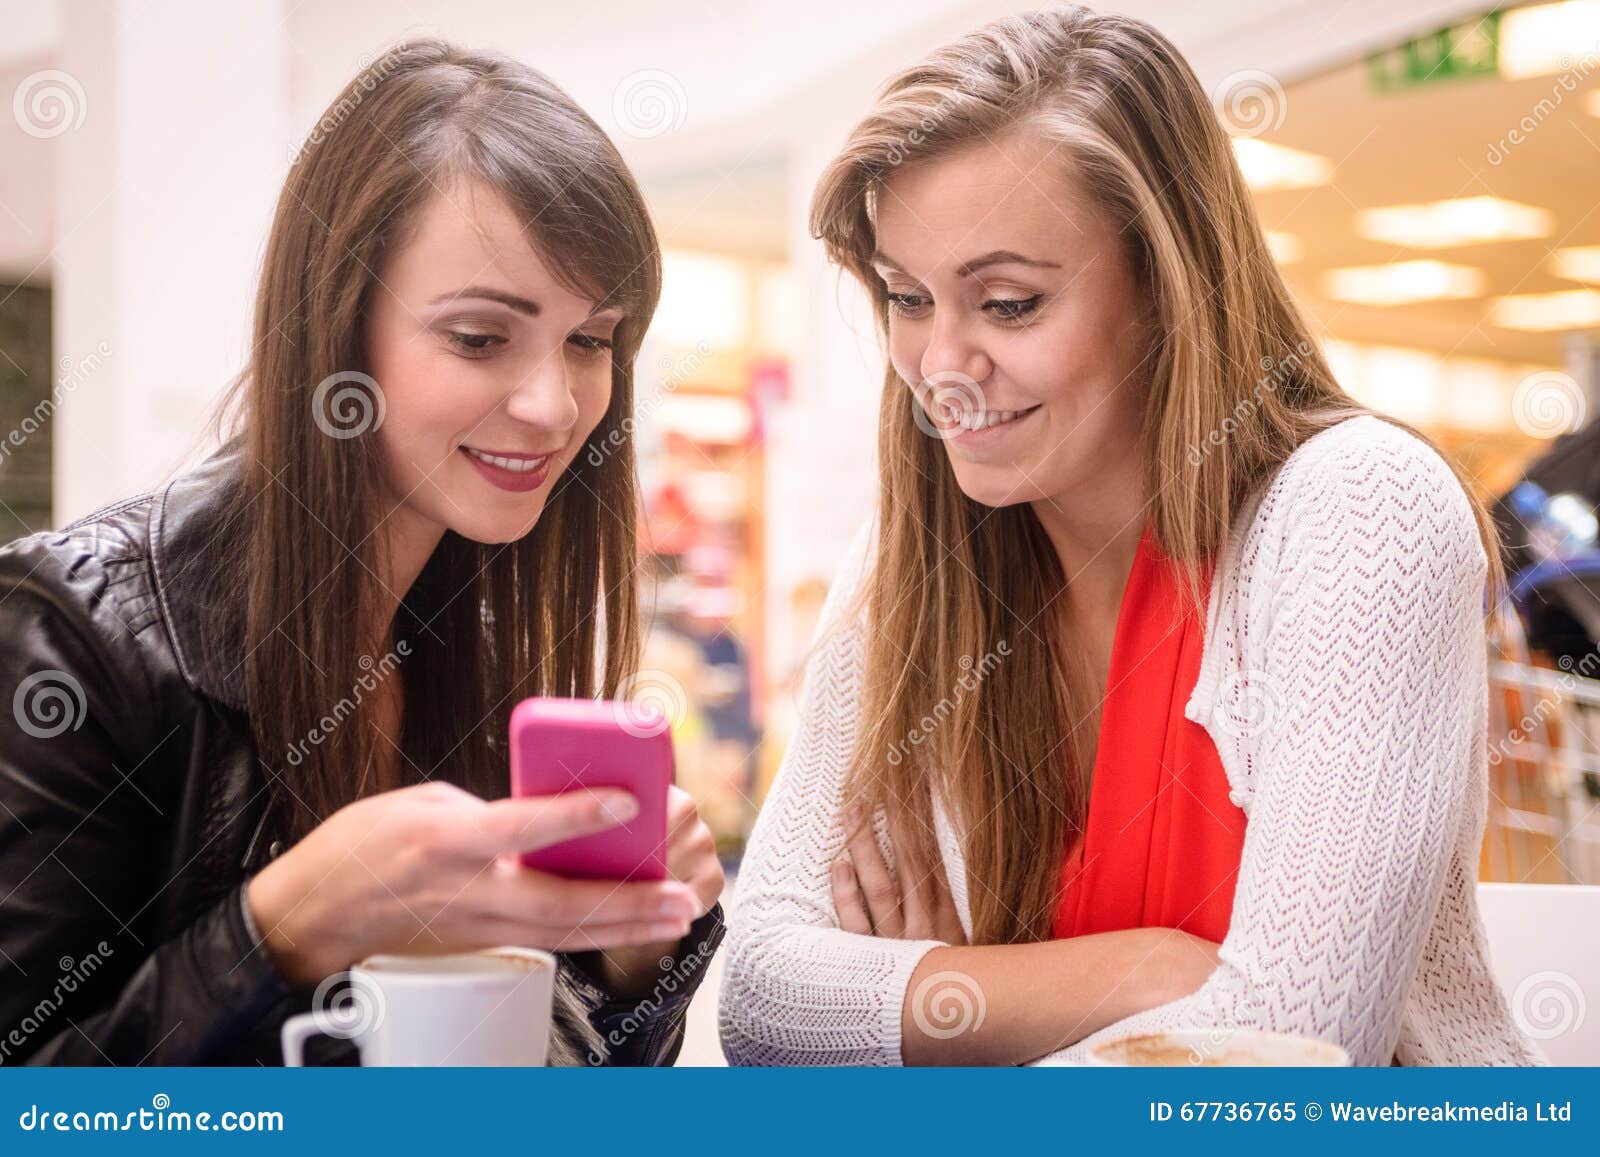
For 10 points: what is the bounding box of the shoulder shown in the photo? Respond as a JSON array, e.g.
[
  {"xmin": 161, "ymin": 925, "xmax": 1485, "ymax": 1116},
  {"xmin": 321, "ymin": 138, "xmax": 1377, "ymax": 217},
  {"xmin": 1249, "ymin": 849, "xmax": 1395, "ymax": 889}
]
[
  {"xmin": 0, "ymin": 489, "xmax": 164, "ymax": 637},
  {"xmin": 787, "ymin": 515, "xmax": 879, "ymax": 708},
  {"xmin": 1280, "ymin": 412, "xmax": 1458, "ymax": 479},
  {"xmin": 0, "ymin": 492, "xmax": 173, "ymax": 742},
  {"xmin": 1248, "ymin": 415, "xmax": 1484, "ymax": 576}
]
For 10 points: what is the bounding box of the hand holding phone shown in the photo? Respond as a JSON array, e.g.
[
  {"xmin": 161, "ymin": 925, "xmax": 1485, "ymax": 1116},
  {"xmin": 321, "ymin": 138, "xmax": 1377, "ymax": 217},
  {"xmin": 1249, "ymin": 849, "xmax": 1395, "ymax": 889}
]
[{"xmin": 509, "ymin": 698, "xmax": 673, "ymax": 881}]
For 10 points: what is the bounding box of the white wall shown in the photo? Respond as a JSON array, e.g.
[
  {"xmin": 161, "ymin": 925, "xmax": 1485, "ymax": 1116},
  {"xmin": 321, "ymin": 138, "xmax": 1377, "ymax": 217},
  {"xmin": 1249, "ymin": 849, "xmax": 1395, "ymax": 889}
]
[{"xmin": 50, "ymin": 0, "xmax": 290, "ymax": 520}]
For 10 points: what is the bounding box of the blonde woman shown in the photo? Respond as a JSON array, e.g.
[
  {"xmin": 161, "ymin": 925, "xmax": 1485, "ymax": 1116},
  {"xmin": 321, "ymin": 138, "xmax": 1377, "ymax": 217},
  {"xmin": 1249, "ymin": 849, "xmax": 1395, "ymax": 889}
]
[{"xmin": 720, "ymin": 7, "xmax": 1541, "ymax": 1066}]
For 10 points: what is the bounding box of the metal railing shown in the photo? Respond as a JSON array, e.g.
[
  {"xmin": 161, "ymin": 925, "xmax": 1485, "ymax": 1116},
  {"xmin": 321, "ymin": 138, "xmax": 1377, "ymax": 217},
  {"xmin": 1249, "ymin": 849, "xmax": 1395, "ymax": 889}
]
[{"xmin": 1483, "ymin": 605, "xmax": 1600, "ymax": 885}]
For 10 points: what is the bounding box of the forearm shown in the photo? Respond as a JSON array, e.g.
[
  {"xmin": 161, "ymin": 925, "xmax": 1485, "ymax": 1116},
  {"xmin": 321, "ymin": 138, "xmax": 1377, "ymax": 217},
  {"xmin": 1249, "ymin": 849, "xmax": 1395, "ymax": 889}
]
[{"xmin": 900, "ymin": 928, "xmax": 1210, "ymax": 1065}]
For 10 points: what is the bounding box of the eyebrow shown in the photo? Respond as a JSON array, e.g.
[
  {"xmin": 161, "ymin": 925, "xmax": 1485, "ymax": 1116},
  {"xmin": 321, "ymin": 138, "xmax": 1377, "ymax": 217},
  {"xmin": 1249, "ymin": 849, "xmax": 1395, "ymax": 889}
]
[
  {"xmin": 430, "ymin": 286, "xmax": 541, "ymax": 316},
  {"xmin": 870, "ymin": 249, "xmax": 1063, "ymax": 277},
  {"xmin": 427, "ymin": 286, "xmax": 625, "ymax": 323}
]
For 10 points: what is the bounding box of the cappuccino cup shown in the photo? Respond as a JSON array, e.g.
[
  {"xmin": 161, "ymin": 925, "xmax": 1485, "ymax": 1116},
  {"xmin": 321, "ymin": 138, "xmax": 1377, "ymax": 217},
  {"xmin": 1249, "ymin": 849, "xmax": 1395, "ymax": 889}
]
[
  {"xmin": 280, "ymin": 947, "xmax": 556, "ymax": 1066},
  {"xmin": 1088, "ymin": 1026, "xmax": 1351, "ymax": 1066}
]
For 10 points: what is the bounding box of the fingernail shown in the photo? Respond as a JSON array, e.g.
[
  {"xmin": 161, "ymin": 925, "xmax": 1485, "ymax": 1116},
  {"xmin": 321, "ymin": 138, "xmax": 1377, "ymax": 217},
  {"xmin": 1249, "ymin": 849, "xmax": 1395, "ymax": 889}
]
[
  {"xmin": 601, "ymin": 794, "xmax": 639, "ymax": 824},
  {"xmin": 659, "ymin": 896, "xmax": 695, "ymax": 919},
  {"xmin": 649, "ymin": 920, "xmax": 690, "ymax": 940}
]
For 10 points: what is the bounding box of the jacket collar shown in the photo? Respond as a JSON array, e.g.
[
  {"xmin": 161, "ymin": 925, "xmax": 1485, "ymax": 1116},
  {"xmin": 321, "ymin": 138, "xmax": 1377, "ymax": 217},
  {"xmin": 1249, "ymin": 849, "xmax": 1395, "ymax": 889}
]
[{"xmin": 149, "ymin": 440, "xmax": 253, "ymax": 711}]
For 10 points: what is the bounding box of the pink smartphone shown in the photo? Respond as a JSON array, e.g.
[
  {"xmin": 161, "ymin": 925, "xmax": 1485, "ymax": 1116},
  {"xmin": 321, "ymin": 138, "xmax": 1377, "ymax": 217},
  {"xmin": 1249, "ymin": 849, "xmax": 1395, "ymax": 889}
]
[{"xmin": 509, "ymin": 697, "xmax": 673, "ymax": 880}]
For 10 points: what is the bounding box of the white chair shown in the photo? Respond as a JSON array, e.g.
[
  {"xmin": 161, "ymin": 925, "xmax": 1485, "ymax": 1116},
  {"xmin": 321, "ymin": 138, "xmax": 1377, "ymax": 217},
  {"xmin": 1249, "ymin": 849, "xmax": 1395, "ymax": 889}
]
[{"xmin": 1477, "ymin": 882, "xmax": 1600, "ymax": 1064}]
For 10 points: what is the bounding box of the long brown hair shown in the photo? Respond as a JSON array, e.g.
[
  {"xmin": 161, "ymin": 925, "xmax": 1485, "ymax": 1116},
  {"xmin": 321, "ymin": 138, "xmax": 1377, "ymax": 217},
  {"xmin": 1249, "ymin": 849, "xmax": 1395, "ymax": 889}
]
[
  {"xmin": 810, "ymin": 6, "xmax": 1503, "ymax": 945},
  {"xmin": 220, "ymin": 40, "xmax": 659, "ymax": 844}
]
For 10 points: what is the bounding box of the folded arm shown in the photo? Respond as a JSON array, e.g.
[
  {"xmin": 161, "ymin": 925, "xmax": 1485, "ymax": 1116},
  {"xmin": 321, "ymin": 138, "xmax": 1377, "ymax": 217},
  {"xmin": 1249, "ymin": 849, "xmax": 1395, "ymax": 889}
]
[{"xmin": 719, "ymin": 524, "xmax": 1213, "ymax": 1066}]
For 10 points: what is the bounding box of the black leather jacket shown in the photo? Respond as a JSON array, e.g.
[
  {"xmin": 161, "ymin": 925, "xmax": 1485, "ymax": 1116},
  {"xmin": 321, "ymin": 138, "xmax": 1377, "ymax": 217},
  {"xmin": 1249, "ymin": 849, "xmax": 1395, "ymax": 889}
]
[{"xmin": 0, "ymin": 444, "xmax": 722, "ymax": 1066}]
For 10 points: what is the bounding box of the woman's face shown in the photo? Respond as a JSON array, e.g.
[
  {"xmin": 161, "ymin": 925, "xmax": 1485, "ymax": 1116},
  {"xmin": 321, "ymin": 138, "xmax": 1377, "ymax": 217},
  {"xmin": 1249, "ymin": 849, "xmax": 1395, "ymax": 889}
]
[
  {"xmin": 872, "ymin": 129, "xmax": 1151, "ymax": 510},
  {"xmin": 363, "ymin": 177, "xmax": 622, "ymax": 553}
]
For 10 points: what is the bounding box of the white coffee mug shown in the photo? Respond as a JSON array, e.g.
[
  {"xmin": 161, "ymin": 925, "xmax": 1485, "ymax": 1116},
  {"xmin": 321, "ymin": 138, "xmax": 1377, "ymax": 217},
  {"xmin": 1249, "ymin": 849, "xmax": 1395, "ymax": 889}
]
[{"xmin": 280, "ymin": 947, "xmax": 556, "ymax": 1066}]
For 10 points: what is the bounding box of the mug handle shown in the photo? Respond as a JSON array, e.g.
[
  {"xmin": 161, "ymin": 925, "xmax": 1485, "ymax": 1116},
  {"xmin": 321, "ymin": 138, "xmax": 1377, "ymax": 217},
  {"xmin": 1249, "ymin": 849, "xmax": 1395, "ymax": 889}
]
[{"xmin": 280, "ymin": 1009, "xmax": 362, "ymax": 1066}]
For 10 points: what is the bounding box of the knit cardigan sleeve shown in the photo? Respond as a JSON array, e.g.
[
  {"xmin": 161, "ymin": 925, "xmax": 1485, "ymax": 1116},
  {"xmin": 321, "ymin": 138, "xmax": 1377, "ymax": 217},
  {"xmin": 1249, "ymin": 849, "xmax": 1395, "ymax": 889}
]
[
  {"xmin": 1034, "ymin": 421, "xmax": 1542, "ymax": 1066},
  {"xmin": 718, "ymin": 522, "xmax": 947, "ymax": 1066}
]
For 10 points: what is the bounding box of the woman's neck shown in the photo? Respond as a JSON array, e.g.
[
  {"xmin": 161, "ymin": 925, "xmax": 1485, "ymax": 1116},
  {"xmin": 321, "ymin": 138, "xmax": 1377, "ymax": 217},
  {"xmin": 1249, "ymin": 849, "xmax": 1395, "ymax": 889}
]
[
  {"xmin": 1030, "ymin": 461, "xmax": 1150, "ymax": 622},
  {"xmin": 371, "ymin": 503, "xmax": 446, "ymax": 652}
]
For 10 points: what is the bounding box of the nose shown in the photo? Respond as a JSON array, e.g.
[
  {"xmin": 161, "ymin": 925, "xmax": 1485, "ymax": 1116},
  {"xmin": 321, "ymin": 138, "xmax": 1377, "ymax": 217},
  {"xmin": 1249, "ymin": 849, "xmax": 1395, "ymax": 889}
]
[
  {"xmin": 919, "ymin": 310, "xmax": 993, "ymax": 390},
  {"xmin": 504, "ymin": 345, "xmax": 581, "ymax": 434}
]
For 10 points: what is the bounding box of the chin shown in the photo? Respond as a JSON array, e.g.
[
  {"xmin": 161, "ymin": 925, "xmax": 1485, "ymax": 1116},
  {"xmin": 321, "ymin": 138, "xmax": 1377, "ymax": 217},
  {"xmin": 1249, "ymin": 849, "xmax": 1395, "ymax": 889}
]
[
  {"xmin": 453, "ymin": 509, "xmax": 548, "ymax": 545},
  {"xmin": 945, "ymin": 463, "xmax": 1042, "ymax": 510}
]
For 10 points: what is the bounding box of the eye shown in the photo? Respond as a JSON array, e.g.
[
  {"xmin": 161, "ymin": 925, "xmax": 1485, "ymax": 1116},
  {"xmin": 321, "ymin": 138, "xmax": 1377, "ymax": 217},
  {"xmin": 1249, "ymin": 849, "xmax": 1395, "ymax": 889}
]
[
  {"xmin": 886, "ymin": 292, "xmax": 931, "ymax": 318},
  {"xmin": 983, "ymin": 295, "xmax": 1042, "ymax": 323},
  {"xmin": 567, "ymin": 332, "xmax": 616, "ymax": 359},
  {"xmin": 446, "ymin": 330, "xmax": 506, "ymax": 359}
]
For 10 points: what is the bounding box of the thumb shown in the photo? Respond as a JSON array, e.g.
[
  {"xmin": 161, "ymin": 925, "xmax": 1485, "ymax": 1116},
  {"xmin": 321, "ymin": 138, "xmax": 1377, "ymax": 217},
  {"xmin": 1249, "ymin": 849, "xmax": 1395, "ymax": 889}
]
[{"xmin": 466, "ymin": 789, "xmax": 639, "ymax": 858}]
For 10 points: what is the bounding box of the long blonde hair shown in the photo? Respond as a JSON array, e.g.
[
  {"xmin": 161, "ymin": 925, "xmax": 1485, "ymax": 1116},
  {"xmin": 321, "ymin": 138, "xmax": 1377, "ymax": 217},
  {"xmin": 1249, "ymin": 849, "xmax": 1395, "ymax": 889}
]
[{"xmin": 810, "ymin": 6, "xmax": 1502, "ymax": 945}]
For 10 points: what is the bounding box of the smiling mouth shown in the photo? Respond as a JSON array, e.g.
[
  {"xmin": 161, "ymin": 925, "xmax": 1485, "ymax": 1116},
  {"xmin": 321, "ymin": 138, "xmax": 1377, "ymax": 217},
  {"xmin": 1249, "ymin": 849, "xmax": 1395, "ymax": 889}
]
[
  {"xmin": 951, "ymin": 403, "xmax": 1041, "ymax": 433},
  {"xmin": 461, "ymin": 446, "xmax": 554, "ymax": 473}
]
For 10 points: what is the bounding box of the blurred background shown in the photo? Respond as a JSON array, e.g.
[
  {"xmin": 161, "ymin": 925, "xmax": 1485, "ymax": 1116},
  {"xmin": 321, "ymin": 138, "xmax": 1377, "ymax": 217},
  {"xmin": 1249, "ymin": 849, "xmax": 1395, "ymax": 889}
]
[{"xmin": 3, "ymin": 1, "xmax": 1600, "ymax": 1059}]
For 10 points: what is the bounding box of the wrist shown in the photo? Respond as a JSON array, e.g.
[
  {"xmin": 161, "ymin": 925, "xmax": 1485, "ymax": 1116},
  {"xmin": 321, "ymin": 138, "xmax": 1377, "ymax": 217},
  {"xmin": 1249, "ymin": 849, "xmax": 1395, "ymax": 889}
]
[
  {"xmin": 590, "ymin": 940, "xmax": 679, "ymax": 999},
  {"xmin": 246, "ymin": 861, "xmax": 345, "ymax": 988},
  {"xmin": 1141, "ymin": 928, "xmax": 1215, "ymax": 1006}
]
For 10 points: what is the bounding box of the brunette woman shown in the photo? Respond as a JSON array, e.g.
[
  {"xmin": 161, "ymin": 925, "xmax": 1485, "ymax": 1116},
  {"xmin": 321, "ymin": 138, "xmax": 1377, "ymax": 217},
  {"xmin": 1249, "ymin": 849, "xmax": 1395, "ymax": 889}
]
[{"xmin": 0, "ymin": 41, "xmax": 722, "ymax": 1066}]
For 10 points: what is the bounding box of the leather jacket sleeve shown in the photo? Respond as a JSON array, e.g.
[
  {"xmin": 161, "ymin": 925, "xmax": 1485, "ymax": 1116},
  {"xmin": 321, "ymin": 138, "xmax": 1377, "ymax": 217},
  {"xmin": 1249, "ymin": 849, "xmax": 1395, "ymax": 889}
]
[
  {"xmin": 0, "ymin": 534, "xmax": 298, "ymax": 1065},
  {"xmin": 551, "ymin": 904, "xmax": 726, "ymax": 1066}
]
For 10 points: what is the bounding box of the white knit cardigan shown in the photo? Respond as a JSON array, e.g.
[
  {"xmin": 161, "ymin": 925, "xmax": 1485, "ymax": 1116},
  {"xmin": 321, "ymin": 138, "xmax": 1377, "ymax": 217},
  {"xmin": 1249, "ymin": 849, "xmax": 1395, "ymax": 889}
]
[{"xmin": 719, "ymin": 415, "xmax": 1544, "ymax": 1066}]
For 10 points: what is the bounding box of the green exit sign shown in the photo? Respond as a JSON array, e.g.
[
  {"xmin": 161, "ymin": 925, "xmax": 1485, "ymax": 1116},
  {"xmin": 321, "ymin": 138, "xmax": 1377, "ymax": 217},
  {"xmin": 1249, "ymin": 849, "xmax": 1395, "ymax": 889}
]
[{"xmin": 1368, "ymin": 10, "xmax": 1502, "ymax": 92}]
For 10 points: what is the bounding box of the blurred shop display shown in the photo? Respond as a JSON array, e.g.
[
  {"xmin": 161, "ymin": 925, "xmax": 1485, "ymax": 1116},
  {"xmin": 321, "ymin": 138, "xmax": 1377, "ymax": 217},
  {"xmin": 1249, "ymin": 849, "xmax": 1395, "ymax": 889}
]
[
  {"xmin": 1237, "ymin": 3, "xmax": 1600, "ymax": 883},
  {"xmin": 1486, "ymin": 601, "xmax": 1600, "ymax": 886},
  {"xmin": 1502, "ymin": 475, "xmax": 1600, "ymax": 661},
  {"xmin": 633, "ymin": 251, "xmax": 793, "ymax": 857},
  {"xmin": 1485, "ymin": 418, "xmax": 1600, "ymax": 886}
]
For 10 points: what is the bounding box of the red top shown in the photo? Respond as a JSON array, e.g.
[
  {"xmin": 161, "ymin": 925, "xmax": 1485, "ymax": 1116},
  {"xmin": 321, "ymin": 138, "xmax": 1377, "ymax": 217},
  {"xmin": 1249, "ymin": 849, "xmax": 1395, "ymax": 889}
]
[{"xmin": 1051, "ymin": 524, "xmax": 1247, "ymax": 943}]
